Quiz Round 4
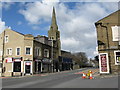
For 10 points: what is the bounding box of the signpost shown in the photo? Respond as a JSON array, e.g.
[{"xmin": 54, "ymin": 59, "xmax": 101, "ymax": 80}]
[{"xmin": 99, "ymin": 53, "xmax": 110, "ymax": 74}]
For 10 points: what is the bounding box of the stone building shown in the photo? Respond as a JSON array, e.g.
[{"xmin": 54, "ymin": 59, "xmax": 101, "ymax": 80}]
[
  {"xmin": 0, "ymin": 29, "xmax": 34, "ymax": 76},
  {"xmin": 95, "ymin": 10, "xmax": 120, "ymax": 74},
  {"xmin": 0, "ymin": 7, "xmax": 73, "ymax": 77}
]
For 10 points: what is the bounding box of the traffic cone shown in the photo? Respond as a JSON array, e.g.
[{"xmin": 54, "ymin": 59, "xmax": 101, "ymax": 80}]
[
  {"xmin": 82, "ymin": 72, "xmax": 86, "ymax": 79},
  {"xmin": 89, "ymin": 73, "xmax": 93, "ymax": 79}
]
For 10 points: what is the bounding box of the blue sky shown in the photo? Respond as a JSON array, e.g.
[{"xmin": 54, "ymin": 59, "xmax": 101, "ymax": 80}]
[
  {"xmin": 0, "ymin": 1, "xmax": 119, "ymax": 58},
  {"xmin": 2, "ymin": 2, "xmax": 50, "ymax": 36}
]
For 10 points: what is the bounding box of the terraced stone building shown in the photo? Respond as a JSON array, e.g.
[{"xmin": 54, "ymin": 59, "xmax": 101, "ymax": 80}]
[{"xmin": 95, "ymin": 10, "xmax": 120, "ymax": 74}]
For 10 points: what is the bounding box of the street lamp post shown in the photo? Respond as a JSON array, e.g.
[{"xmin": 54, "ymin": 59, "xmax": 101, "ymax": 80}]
[{"xmin": 51, "ymin": 39, "xmax": 54, "ymax": 73}]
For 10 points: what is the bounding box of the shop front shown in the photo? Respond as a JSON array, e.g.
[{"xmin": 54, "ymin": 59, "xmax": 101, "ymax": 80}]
[
  {"xmin": 12, "ymin": 57, "xmax": 23, "ymax": 76},
  {"xmin": 58, "ymin": 56, "xmax": 73, "ymax": 71},
  {"xmin": 34, "ymin": 59, "xmax": 42, "ymax": 74},
  {"xmin": 24, "ymin": 60, "xmax": 32, "ymax": 75},
  {"xmin": 42, "ymin": 58, "xmax": 51, "ymax": 73}
]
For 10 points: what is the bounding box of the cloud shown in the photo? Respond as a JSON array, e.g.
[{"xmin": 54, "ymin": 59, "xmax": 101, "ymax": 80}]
[
  {"xmin": 17, "ymin": 21, "xmax": 22, "ymax": 25},
  {"xmin": 2, "ymin": 2, "xmax": 14, "ymax": 10},
  {"xmin": 0, "ymin": 19, "xmax": 6, "ymax": 34},
  {"xmin": 19, "ymin": 1, "xmax": 59, "ymax": 24},
  {"xmin": 32, "ymin": 26, "xmax": 40, "ymax": 30},
  {"xmin": 19, "ymin": 2, "xmax": 118, "ymax": 58}
]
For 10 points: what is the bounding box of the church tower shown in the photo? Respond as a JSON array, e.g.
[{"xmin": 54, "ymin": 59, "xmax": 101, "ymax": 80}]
[{"xmin": 48, "ymin": 7, "xmax": 61, "ymax": 57}]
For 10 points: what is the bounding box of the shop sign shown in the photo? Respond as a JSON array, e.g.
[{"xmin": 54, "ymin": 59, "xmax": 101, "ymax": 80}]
[
  {"xmin": 35, "ymin": 59, "xmax": 42, "ymax": 62},
  {"xmin": 110, "ymin": 46, "xmax": 118, "ymax": 49},
  {"xmin": 42, "ymin": 58, "xmax": 51, "ymax": 63},
  {"xmin": 99, "ymin": 53, "xmax": 109, "ymax": 73},
  {"xmin": 13, "ymin": 57, "xmax": 22, "ymax": 62},
  {"xmin": 5, "ymin": 57, "xmax": 12, "ymax": 63},
  {"xmin": 25, "ymin": 62, "xmax": 31, "ymax": 65}
]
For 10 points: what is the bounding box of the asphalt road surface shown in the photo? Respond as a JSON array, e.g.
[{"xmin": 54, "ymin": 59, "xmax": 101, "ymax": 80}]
[{"xmin": 2, "ymin": 68, "xmax": 119, "ymax": 88}]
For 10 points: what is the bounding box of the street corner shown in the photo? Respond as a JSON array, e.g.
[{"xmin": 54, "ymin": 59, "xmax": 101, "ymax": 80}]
[
  {"xmin": 0, "ymin": 76, "xmax": 11, "ymax": 79},
  {"xmin": 74, "ymin": 72, "xmax": 83, "ymax": 74}
]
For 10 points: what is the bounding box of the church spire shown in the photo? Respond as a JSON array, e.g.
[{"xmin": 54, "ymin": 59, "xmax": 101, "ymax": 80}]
[{"xmin": 51, "ymin": 7, "xmax": 58, "ymax": 29}]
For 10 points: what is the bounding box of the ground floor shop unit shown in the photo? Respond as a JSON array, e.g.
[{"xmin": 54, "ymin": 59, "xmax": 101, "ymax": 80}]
[
  {"xmin": 58, "ymin": 56, "xmax": 73, "ymax": 71},
  {"xmin": 1, "ymin": 56, "xmax": 73, "ymax": 77},
  {"xmin": 34, "ymin": 58, "xmax": 51, "ymax": 74},
  {"xmin": 34, "ymin": 57, "xmax": 73, "ymax": 73},
  {"xmin": 99, "ymin": 50, "xmax": 120, "ymax": 74},
  {"xmin": 1, "ymin": 57, "xmax": 33, "ymax": 77}
]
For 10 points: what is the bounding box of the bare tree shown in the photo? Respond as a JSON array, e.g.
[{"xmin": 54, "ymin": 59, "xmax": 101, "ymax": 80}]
[{"xmin": 61, "ymin": 51, "xmax": 88, "ymax": 68}]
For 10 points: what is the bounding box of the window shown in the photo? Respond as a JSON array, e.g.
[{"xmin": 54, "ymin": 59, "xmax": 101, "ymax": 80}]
[
  {"xmin": 36, "ymin": 48, "xmax": 41, "ymax": 56},
  {"xmin": 7, "ymin": 48, "xmax": 12, "ymax": 55},
  {"xmin": 44, "ymin": 49, "xmax": 49, "ymax": 58},
  {"xmin": 111, "ymin": 26, "xmax": 120, "ymax": 41},
  {"xmin": 35, "ymin": 47, "xmax": 41, "ymax": 56},
  {"xmin": 5, "ymin": 36, "xmax": 8, "ymax": 43},
  {"xmin": 13, "ymin": 62, "xmax": 21, "ymax": 72},
  {"xmin": 26, "ymin": 47, "xmax": 31, "ymax": 55},
  {"xmin": 16, "ymin": 48, "xmax": 20, "ymax": 55},
  {"xmin": 114, "ymin": 51, "xmax": 120, "ymax": 65}
]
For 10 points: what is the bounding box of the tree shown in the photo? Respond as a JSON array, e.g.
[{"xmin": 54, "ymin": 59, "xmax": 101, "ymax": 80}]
[
  {"xmin": 61, "ymin": 51, "xmax": 88, "ymax": 68},
  {"xmin": 73, "ymin": 52, "xmax": 88, "ymax": 68}
]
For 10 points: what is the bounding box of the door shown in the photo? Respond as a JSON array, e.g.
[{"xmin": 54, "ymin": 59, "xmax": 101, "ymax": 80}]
[
  {"xmin": 25, "ymin": 65, "xmax": 31, "ymax": 73},
  {"xmin": 25, "ymin": 62, "xmax": 31, "ymax": 74}
]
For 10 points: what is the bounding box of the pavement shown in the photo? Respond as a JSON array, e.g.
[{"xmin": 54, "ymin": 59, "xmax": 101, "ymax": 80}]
[{"xmin": 0, "ymin": 68, "xmax": 119, "ymax": 79}]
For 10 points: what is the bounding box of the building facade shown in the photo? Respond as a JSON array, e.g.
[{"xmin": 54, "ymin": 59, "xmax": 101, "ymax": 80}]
[
  {"xmin": 0, "ymin": 7, "xmax": 73, "ymax": 77},
  {"xmin": 95, "ymin": 10, "xmax": 120, "ymax": 74},
  {"xmin": 0, "ymin": 29, "xmax": 34, "ymax": 76}
]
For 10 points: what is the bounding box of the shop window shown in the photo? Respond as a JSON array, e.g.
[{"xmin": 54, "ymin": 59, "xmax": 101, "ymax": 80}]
[
  {"xmin": 6, "ymin": 48, "xmax": 12, "ymax": 55},
  {"xmin": 16, "ymin": 48, "xmax": 20, "ymax": 55},
  {"xmin": 114, "ymin": 51, "xmax": 120, "ymax": 65},
  {"xmin": 13, "ymin": 62, "xmax": 21, "ymax": 72}
]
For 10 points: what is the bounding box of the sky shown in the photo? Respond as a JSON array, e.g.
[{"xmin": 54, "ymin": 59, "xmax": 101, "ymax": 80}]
[{"xmin": 0, "ymin": 0, "xmax": 119, "ymax": 58}]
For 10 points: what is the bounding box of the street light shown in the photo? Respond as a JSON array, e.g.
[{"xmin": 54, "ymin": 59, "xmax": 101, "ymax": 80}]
[
  {"xmin": 49, "ymin": 38, "xmax": 54, "ymax": 73},
  {"xmin": 51, "ymin": 39, "xmax": 54, "ymax": 72}
]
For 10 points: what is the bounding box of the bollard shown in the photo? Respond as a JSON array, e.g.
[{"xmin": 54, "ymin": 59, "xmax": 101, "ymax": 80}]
[
  {"xmin": 82, "ymin": 72, "xmax": 86, "ymax": 79},
  {"xmin": 89, "ymin": 71, "xmax": 93, "ymax": 79}
]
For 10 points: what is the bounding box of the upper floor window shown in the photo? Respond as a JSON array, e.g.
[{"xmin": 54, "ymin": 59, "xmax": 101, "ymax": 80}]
[
  {"xmin": 25, "ymin": 47, "xmax": 32, "ymax": 55},
  {"xmin": 44, "ymin": 49, "xmax": 49, "ymax": 58},
  {"xmin": 111, "ymin": 26, "xmax": 120, "ymax": 41},
  {"xmin": 7, "ymin": 48, "xmax": 12, "ymax": 55},
  {"xmin": 5, "ymin": 35, "xmax": 8, "ymax": 43},
  {"xmin": 16, "ymin": 48, "xmax": 20, "ymax": 56},
  {"xmin": 35, "ymin": 47, "xmax": 41, "ymax": 56}
]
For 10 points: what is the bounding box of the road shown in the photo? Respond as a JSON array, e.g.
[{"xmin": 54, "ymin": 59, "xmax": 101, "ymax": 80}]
[{"xmin": 2, "ymin": 68, "xmax": 119, "ymax": 88}]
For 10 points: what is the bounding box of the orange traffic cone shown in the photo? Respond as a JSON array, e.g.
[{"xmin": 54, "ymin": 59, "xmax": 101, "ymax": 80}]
[
  {"xmin": 89, "ymin": 73, "xmax": 93, "ymax": 79},
  {"xmin": 82, "ymin": 72, "xmax": 86, "ymax": 79}
]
